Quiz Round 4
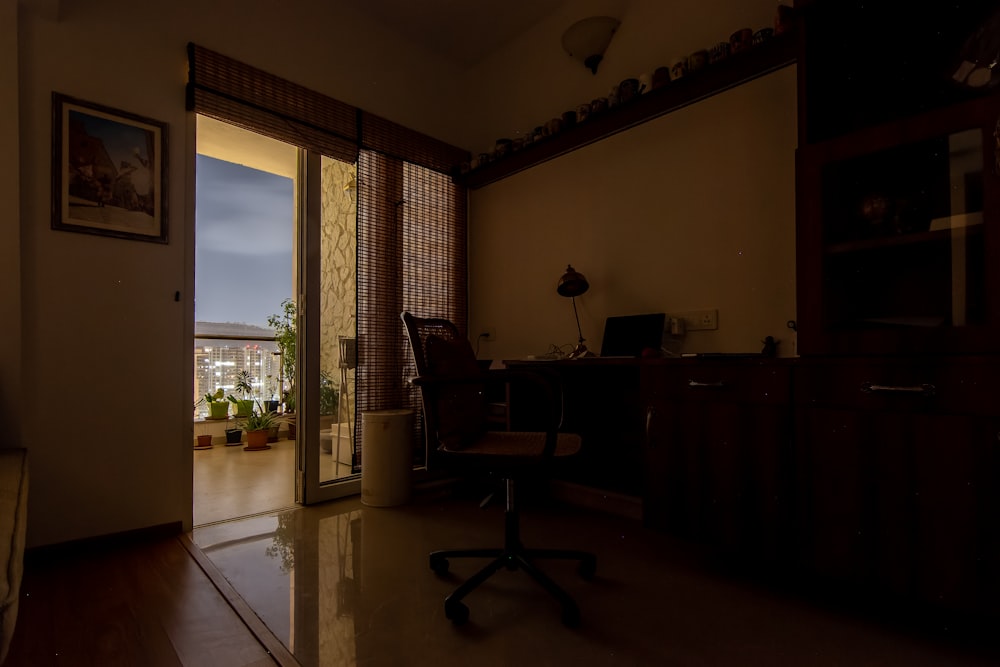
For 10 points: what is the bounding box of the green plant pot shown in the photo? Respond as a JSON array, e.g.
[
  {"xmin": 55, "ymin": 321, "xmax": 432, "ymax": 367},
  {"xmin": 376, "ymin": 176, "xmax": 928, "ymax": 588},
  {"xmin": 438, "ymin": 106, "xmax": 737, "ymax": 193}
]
[
  {"xmin": 233, "ymin": 399, "xmax": 253, "ymax": 417},
  {"xmin": 207, "ymin": 402, "xmax": 229, "ymax": 419}
]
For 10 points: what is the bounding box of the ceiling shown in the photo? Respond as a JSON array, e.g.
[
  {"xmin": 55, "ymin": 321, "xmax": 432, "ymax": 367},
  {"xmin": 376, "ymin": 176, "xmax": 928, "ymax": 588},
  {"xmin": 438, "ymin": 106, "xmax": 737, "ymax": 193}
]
[{"xmin": 351, "ymin": 0, "xmax": 570, "ymax": 66}]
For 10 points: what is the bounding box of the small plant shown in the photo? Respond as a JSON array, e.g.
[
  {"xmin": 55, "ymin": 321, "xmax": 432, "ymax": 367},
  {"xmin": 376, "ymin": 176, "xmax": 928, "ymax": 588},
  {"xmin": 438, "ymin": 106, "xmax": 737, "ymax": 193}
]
[
  {"xmin": 319, "ymin": 370, "xmax": 340, "ymax": 416},
  {"xmin": 202, "ymin": 388, "xmax": 229, "ymax": 419},
  {"xmin": 228, "ymin": 370, "xmax": 255, "ymax": 416},
  {"xmin": 268, "ymin": 299, "xmax": 297, "ymax": 412},
  {"xmin": 241, "ymin": 406, "xmax": 278, "ymax": 432}
]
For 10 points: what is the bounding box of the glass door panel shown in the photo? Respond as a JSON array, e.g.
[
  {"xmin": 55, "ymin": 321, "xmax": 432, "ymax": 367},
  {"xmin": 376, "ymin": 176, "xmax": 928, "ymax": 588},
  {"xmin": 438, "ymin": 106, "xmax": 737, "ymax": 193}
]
[
  {"xmin": 298, "ymin": 152, "xmax": 359, "ymax": 503},
  {"xmin": 820, "ymin": 128, "xmax": 985, "ymax": 331}
]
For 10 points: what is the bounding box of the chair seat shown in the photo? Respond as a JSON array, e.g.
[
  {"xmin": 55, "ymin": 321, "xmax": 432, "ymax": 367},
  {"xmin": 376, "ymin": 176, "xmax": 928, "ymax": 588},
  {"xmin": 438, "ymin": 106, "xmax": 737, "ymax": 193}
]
[{"xmin": 442, "ymin": 431, "xmax": 582, "ymax": 458}]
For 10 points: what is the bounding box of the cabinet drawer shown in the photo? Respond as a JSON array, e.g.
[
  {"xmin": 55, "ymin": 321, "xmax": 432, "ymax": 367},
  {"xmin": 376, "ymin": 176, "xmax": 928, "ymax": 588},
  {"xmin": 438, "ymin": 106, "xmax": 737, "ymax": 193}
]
[
  {"xmin": 642, "ymin": 361, "xmax": 790, "ymax": 405},
  {"xmin": 795, "ymin": 357, "xmax": 1000, "ymax": 416}
]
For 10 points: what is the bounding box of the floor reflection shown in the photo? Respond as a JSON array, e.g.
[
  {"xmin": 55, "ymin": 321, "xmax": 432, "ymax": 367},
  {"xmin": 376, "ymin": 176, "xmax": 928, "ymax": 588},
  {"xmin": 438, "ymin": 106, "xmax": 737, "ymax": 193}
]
[{"xmin": 191, "ymin": 491, "xmax": 1000, "ymax": 667}]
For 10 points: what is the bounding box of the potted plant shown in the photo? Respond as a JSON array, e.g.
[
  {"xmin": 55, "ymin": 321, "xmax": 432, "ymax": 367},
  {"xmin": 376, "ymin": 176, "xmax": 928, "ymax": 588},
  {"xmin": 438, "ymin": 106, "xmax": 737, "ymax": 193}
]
[
  {"xmin": 263, "ymin": 375, "xmax": 280, "ymax": 413},
  {"xmin": 283, "ymin": 389, "xmax": 296, "ymax": 439},
  {"xmin": 241, "ymin": 404, "xmax": 278, "ymax": 451},
  {"xmin": 269, "ymin": 299, "xmax": 297, "ymax": 438},
  {"xmin": 319, "ymin": 370, "xmax": 340, "ymax": 418},
  {"xmin": 224, "ymin": 425, "xmax": 243, "ymax": 446},
  {"xmin": 228, "ymin": 370, "xmax": 255, "ymax": 417},
  {"xmin": 268, "ymin": 298, "xmax": 296, "ymax": 408},
  {"xmin": 204, "ymin": 388, "xmax": 229, "ymax": 420}
]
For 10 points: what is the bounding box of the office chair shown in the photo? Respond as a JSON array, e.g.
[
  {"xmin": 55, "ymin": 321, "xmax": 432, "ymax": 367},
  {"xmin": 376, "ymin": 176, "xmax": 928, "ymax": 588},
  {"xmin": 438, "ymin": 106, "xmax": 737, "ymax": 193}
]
[{"xmin": 401, "ymin": 311, "xmax": 597, "ymax": 627}]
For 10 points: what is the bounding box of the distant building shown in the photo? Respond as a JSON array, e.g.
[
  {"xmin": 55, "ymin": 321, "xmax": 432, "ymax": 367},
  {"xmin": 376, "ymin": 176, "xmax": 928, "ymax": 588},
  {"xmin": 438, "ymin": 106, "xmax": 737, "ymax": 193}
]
[{"xmin": 194, "ymin": 322, "xmax": 281, "ymax": 417}]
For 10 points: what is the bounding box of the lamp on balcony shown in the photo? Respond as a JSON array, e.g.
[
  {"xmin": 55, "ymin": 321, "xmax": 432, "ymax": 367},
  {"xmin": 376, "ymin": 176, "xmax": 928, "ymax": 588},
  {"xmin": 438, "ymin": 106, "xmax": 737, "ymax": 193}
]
[{"xmin": 557, "ymin": 264, "xmax": 591, "ymax": 359}]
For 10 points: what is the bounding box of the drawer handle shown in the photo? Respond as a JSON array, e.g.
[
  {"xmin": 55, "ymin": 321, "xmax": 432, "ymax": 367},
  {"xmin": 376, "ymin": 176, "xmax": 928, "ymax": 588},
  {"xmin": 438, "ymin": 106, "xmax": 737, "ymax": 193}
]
[
  {"xmin": 645, "ymin": 406, "xmax": 655, "ymax": 445},
  {"xmin": 688, "ymin": 380, "xmax": 725, "ymax": 388},
  {"xmin": 860, "ymin": 381, "xmax": 936, "ymax": 398}
]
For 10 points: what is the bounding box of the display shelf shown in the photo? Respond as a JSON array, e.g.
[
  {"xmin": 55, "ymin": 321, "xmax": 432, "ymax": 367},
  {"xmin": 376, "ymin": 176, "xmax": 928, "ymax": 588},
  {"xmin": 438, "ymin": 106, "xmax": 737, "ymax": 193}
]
[{"xmin": 458, "ymin": 30, "xmax": 798, "ymax": 189}]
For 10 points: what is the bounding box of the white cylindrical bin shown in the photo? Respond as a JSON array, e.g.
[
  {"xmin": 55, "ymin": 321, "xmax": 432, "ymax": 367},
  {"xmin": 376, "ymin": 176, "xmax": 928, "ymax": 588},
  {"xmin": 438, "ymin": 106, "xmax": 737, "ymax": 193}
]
[{"xmin": 361, "ymin": 409, "xmax": 415, "ymax": 507}]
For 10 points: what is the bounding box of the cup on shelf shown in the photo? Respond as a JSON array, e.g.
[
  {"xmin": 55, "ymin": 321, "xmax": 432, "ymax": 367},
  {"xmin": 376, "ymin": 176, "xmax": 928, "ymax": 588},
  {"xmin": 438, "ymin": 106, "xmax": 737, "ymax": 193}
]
[
  {"xmin": 669, "ymin": 57, "xmax": 688, "ymax": 81},
  {"xmin": 687, "ymin": 49, "xmax": 709, "ymax": 73},
  {"xmin": 730, "ymin": 27, "xmax": 753, "ymax": 54},
  {"xmin": 638, "ymin": 72, "xmax": 652, "ymax": 94},
  {"xmin": 652, "ymin": 66, "xmax": 672, "ymax": 89},
  {"xmin": 590, "ymin": 97, "xmax": 608, "ymax": 114},
  {"xmin": 708, "ymin": 41, "xmax": 730, "ymax": 64},
  {"xmin": 753, "ymin": 28, "xmax": 774, "ymax": 46},
  {"xmin": 618, "ymin": 78, "xmax": 641, "ymax": 103},
  {"xmin": 494, "ymin": 138, "xmax": 512, "ymax": 157}
]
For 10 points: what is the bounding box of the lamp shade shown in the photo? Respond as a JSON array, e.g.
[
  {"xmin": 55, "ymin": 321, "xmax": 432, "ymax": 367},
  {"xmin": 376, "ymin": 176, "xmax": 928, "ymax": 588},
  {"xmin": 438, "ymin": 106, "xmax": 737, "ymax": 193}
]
[
  {"xmin": 557, "ymin": 264, "xmax": 590, "ymax": 298},
  {"xmin": 562, "ymin": 16, "xmax": 621, "ymax": 74}
]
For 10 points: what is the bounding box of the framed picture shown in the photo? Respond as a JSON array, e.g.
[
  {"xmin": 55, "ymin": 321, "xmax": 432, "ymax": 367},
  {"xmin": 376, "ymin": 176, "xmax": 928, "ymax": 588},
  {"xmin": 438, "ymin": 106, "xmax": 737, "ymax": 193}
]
[{"xmin": 51, "ymin": 92, "xmax": 169, "ymax": 244}]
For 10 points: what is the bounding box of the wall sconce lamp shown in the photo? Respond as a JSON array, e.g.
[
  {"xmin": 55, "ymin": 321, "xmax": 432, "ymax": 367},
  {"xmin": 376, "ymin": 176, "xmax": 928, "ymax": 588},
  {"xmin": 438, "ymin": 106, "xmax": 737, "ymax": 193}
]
[
  {"xmin": 561, "ymin": 16, "xmax": 621, "ymax": 74},
  {"xmin": 557, "ymin": 264, "xmax": 592, "ymax": 359}
]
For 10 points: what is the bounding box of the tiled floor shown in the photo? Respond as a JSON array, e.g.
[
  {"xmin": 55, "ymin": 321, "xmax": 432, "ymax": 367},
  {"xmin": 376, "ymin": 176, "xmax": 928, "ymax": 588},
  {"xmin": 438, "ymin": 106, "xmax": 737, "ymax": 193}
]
[
  {"xmin": 193, "ymin": 434, "xmax": 351, "ymax": 525},
  {"xmin": 191, "ymin": 480, "xmax": 1000, "ymax": 667}
]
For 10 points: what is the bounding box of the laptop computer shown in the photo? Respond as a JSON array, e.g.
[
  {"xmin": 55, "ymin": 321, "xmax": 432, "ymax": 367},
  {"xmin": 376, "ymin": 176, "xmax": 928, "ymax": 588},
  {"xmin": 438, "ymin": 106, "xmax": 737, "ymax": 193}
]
[{"xmin": 599, "ymin": 313, "xmax": 666, "ymax": 357}]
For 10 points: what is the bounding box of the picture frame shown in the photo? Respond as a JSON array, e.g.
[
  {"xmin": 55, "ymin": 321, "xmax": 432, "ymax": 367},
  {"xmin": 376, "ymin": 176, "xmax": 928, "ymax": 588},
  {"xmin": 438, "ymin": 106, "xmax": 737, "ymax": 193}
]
[{"xmin": 51, "ymin": 92, "xmax": 169, "ymax": 244}]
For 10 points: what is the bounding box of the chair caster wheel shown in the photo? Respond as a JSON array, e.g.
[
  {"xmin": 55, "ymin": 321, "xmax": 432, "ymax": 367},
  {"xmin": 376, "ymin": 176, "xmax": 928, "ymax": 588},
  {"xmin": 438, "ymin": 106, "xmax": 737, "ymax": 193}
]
[
  {"xmin": 561, "ymin": 602, "xmax": 581, "ymax": 628},
  {"xmin": 429, "ymin": 555, "xmax": 449, "ymax": 575},
  {"xmin": 578, "ymin": 556, "xmax": 597, "ymax": 580},
  {"xmin": 445, "ymin": 599, "xmax": 469, "ymax": 625}
]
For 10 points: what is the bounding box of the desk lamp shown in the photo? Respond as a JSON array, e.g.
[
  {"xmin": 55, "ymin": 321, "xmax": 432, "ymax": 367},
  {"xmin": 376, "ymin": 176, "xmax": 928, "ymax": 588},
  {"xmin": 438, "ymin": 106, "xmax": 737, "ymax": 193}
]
[{"xmin": 557, "ymin": 264, "xmax": 591, "ymax": 359}]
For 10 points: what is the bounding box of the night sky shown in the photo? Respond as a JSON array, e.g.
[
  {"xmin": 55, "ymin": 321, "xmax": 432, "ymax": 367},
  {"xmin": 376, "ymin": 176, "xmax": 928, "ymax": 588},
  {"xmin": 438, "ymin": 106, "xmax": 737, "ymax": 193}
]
[{"xmin": 195, "ymin": 154, "xmax": 293, "ymax": 328}]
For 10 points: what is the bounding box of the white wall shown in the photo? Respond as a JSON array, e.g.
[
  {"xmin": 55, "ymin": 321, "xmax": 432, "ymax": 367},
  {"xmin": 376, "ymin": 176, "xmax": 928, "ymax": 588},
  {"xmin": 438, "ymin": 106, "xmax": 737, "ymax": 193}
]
[{"xmin": 16, "ymin": 0, "xmax": 465, "ymax": 547}]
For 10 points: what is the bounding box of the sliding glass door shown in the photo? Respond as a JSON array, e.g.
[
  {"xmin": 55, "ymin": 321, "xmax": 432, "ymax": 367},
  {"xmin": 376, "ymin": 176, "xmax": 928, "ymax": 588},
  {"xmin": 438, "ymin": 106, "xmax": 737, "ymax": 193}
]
[{"xmin": 297, "ymin": 152, "xmax": 359, "ymax": 503}]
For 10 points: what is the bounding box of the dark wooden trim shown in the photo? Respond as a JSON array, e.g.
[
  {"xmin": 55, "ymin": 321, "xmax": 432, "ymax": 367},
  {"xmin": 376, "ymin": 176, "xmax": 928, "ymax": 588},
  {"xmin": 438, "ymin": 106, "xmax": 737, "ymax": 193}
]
[
  {"xmin": 459, "ymin": 29, "xmax": 798, "ymax": 189},
  {"xmin": 24, "ymin": 521, "xmax": 183, "ymax": 562}
]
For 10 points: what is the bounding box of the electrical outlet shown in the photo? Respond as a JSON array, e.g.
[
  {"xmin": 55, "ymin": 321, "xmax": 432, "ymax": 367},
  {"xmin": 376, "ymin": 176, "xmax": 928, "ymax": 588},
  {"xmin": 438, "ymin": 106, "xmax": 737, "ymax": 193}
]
[
  {"xmin": 676, "ymin": 309, "xmax": 718, "ymax": 331},
  {"xmin": 480, "ymin": 327, "xmax": 497, "ymax": 341}
]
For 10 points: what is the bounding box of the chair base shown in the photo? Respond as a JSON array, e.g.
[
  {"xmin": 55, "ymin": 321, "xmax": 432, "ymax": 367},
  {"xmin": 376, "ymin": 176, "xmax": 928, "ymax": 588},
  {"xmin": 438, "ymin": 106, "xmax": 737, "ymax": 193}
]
[{"xmin": 429, "ymin": 479, "xmax": 597, "ymax": 627}]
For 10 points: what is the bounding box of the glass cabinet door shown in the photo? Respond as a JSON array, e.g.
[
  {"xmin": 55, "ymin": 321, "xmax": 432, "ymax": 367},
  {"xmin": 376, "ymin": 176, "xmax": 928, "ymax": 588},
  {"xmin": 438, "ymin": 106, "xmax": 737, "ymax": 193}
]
[{"xmin": 796, "ymin": 92, "xmax": 1000, "ymax": 355}]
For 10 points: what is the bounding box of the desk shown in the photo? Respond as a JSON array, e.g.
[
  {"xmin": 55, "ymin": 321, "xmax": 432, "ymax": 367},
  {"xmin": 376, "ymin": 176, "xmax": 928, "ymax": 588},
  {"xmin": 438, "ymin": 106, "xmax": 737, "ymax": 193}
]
[{"xmin": 504, "ymin": 358, "xmax": 645, "ymax": 496}]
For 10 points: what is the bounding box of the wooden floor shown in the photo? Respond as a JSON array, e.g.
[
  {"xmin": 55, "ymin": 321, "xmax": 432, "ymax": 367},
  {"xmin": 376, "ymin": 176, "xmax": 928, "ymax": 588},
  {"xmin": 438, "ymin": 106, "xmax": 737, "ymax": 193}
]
[{"xmin": 4, "ymin": 529, "xmax": 294, "ymax": 667}]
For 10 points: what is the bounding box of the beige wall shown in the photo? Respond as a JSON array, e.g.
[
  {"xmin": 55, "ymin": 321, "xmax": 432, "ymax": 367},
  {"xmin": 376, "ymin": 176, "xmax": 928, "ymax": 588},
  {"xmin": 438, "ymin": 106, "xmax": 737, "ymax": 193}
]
[
  {"xmin": 469, "ymin": 68, "xmax": 797, "ymax": 360},
  {"xmin": 16, "ymin": 0, "xmax": 798, "ymax": 547},
  {"xmin": 458, "ymin": 0, "xmax": 784, "ymax": 152},
  {"xmin": 1, "ymin": 0, "xmax": 21, "ymax": 445},
  {"xmin": 16, "ymin": 0, "xmax": 464, "ymax": 547},
  {"xmin": 467, "ymin": 1, "xmax": 798, "ymax": 360}
]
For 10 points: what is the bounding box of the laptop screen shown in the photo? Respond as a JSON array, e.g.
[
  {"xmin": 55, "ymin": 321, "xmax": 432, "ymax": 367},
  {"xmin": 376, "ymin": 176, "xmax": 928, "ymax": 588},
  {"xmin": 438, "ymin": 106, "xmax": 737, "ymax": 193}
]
[{"xmin": 600, "ymin": 313, "xmax": 666, "ymax": 357}]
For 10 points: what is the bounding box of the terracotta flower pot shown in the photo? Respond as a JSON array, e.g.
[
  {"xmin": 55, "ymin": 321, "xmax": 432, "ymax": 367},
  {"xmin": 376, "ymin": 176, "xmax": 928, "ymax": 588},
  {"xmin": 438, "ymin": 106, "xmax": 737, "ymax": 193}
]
[
  {"xmin": 195, "ymin": 434, "xmax": 213, "ymax": 449},
  {"xmin": 245, "ymin": 429, "xmax": 271, "ymax": 451}
]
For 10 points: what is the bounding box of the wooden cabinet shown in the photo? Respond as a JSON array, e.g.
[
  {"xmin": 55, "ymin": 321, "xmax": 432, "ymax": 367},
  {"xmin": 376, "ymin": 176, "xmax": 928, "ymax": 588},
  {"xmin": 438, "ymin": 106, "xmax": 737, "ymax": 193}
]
[
  {"xmin": 642, "ymin": 360, "xmax": 793, "ymax": 565},
  {"xmin": 793, "ymin": 357, "xmax": 1000, "ymax": 613},
  {"xmin": 796, "ymin": 91, "xmax": 1000, "ymax": 356}
]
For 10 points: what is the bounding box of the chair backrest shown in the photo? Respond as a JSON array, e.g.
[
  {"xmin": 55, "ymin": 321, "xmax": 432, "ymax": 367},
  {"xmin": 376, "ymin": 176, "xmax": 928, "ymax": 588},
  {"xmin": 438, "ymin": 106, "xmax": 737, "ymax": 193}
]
[
  {"xmin": 401, "ymin": 312, "xmax": 465, "ymax": 378},
  {"xmin": 401, "ymin": 312, "xmax": 489, "ymax": 455}
]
